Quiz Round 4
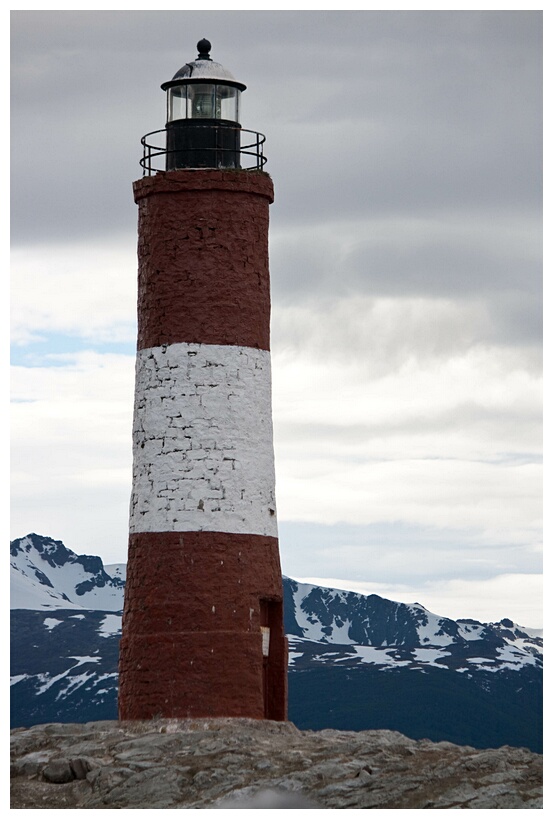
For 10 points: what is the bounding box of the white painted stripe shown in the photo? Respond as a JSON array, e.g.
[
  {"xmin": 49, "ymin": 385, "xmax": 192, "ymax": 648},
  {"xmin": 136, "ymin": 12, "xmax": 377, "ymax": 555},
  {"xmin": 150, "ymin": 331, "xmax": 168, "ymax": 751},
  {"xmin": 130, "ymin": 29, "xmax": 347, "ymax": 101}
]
[{"xmin": 129, "ymin": 342, "xmax": 278, "ymax": 537}]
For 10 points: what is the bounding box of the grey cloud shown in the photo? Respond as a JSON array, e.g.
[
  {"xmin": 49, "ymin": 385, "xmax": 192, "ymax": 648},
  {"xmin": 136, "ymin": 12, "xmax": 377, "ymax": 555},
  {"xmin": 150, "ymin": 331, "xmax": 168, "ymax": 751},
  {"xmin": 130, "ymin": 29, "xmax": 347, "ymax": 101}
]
[
  {"xmin": 490, "ymin": 290, "xmax": 543, "ymax": 346},
  {"xmin": 337, "ymin": 219, "xmax": 541, "ymax": 300},
  {"xmin": 277, "ymin": 521, "xmax": 542, "ymax": 585},
  {"xmin": 275, "ymin": 402, "xmax": 542, "ymax": 456},
  {"xmin": 270, "ymin": 223, "xmax": 542, "ymax": 352},
  {"xmin": 271, "ymin": 214, "xmax": 541, "ymax": 298},
  {"xmin": 11, "ymin": 10, "xmax": 541, "ymax": 248}
]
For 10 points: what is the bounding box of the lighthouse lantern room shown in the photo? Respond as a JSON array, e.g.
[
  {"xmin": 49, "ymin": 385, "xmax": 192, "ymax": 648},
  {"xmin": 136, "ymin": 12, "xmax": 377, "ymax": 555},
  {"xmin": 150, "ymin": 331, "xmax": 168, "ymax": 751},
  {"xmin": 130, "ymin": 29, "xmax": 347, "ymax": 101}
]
[{"xmin": 160, "ymin": 39, "xmax": 246, "ymax": 170}]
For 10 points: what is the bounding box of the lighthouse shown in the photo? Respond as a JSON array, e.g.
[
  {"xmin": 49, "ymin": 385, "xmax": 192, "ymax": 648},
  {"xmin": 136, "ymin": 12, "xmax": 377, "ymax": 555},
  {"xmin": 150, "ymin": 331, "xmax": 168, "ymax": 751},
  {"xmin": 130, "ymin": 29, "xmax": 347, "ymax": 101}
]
[{"xmin": 118, "ymin": 41, "xmax": 287, "ymax": 721}]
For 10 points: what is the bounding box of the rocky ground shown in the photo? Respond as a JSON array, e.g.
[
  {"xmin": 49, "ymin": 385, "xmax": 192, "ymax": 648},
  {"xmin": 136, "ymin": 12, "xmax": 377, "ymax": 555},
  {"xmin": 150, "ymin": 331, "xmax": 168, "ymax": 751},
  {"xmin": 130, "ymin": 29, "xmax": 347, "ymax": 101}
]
[{"xmin": 11, "ymin": 718, "xmax": 542, "ymax": 809}]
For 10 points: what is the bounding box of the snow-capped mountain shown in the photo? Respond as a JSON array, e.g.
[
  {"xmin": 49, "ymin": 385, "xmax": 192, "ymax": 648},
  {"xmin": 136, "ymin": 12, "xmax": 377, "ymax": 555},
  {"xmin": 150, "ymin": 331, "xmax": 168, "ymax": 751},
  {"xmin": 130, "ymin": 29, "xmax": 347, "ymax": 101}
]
[
  {"xmin": 10, "ymin": 534, "xmax": 543, "ymax": 752},
  {"xmin": 11, "ymin": 535, "xmax": 125, "ymax": 728},
  {"xmin": 285, "ymin": 579, "xmax": 543, "ymax": 675},
  {"xmin": 11, "ymin": 534, "xmax": 125, "ymax": 612}
]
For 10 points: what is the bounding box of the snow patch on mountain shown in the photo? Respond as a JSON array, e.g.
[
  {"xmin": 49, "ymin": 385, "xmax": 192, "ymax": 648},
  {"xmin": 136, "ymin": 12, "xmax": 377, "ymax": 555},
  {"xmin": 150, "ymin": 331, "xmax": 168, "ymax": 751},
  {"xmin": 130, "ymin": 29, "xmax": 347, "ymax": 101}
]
[
  {"xmin": 350, "ymin": 646, "xmax": 411, "ymax": 668},
  {"xmin": 457, "ymin": 620, "xmax": 488, "ymax": 641},
  {"xmin": 10, "ymin": 565, "xmax": 83, "ymax": 611},
  {"xmin": 43, "ymin": 618, "xmax": 63, "ymax": 630},
  {"xmin": 99, "ymin": 614, "xmax": 122, "ymax": 638},
  {"xmin": 69, "ymin": 656, "xmax": 102, "ymax": 667},
  {"xmin": 105, "ymin": 564, "xmax": 127, "ymax": 582},
  {"xmin": 409, "ymin": 605, "xmax": 460, "ymax": 647},
  {"xmin": 411, "ymin": 647, "xmax": 452, "ymax": 667}
]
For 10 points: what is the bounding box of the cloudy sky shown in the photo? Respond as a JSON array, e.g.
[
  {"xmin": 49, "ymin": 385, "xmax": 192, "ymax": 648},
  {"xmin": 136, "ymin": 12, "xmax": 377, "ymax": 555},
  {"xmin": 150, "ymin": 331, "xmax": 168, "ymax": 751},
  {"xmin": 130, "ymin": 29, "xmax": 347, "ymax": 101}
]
[{"xmin": 11, "ymin": 10, "xmax": 543, "ymax": 626}]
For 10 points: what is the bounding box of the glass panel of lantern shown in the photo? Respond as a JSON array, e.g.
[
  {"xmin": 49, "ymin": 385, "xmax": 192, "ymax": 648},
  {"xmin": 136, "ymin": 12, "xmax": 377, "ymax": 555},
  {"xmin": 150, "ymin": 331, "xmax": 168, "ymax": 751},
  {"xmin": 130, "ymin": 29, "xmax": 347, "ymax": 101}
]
[
  {"xmin": 167, "ymin": 84, "xmax": 241, "ymax": 123},
  {"xmin": 219, "ymin": 86, "xmax": 240, "ymax": 123},
  {"xmin": 167, "ymin": 86, "xmax": 188, "ymax": 122}
]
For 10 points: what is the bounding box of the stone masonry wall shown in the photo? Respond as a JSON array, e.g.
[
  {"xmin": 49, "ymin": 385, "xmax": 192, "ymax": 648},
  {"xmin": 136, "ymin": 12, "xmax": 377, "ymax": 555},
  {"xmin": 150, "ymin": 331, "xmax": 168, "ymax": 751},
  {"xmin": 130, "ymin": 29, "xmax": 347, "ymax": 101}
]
[
  {"xmin": 129, "ymin": 342, "xmax": 277, "ymax": 537},
  {"xmin": 119, "ymin": 170, "xmax": 286, "ymax": 721}
]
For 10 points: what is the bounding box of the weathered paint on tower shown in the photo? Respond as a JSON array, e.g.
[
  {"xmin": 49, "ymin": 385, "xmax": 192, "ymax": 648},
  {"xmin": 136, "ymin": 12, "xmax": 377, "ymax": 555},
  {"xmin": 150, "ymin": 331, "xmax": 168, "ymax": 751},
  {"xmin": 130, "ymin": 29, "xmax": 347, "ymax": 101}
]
[{"xmin": 118, "ymin": 45, "xmax": 287, "ymax": 721}]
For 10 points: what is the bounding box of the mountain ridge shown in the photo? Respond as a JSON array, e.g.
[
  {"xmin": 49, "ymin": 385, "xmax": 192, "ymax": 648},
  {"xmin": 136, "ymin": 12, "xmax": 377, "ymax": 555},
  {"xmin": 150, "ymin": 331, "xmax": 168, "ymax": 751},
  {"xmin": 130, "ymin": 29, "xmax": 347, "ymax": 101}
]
[{"xmin": 10, "ymin": 533, "xmax": 543, "ymax": 752}]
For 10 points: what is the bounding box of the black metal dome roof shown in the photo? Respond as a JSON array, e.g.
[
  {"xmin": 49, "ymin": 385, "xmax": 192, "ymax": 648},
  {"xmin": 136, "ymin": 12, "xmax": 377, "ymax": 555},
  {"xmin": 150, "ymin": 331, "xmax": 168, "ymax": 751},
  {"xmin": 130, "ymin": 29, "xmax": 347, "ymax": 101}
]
[{"xmin": 161, "ymin": 40, "xmax": 246, "ymax": 92}]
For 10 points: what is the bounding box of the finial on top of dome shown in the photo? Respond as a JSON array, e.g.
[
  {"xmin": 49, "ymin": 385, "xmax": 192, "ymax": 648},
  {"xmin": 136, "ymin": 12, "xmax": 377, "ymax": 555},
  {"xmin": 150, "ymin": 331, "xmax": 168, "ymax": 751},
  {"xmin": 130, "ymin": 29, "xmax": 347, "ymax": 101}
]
[{"xmin": 197, "ymin": 39, "xmax": 212, "ymax": 60}]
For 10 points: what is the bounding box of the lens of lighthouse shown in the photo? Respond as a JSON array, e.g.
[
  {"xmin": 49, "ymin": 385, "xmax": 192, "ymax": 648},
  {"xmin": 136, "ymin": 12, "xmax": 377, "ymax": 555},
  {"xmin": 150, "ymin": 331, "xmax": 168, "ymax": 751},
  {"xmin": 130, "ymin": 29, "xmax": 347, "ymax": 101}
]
[{"xmin": 190, "ymin": 85, "xmax": 218, "ymax": 118}]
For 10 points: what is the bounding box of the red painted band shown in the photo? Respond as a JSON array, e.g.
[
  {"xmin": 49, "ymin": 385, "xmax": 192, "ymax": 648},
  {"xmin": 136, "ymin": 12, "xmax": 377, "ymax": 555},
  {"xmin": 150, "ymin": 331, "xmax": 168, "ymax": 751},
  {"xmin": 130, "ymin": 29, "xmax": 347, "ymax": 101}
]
[
  {"xmin": 133, "ymin": 170, "xmax": 274, "ymax": 352},
  {"xmin": 122, "ymin": 530, "xmax": 283, "ymax": 632},
  {"xmin": 119, "ymin": 530, "xmax": 287, "ymax": 721}
]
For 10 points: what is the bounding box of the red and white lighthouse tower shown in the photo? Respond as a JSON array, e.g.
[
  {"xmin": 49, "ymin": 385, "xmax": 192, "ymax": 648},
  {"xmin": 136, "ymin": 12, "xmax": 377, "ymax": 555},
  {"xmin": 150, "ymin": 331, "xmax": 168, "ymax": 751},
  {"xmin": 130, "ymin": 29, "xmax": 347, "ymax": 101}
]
[{"xmin": 118, "ymin": 40, "xmax": 287, "ymax": 721}]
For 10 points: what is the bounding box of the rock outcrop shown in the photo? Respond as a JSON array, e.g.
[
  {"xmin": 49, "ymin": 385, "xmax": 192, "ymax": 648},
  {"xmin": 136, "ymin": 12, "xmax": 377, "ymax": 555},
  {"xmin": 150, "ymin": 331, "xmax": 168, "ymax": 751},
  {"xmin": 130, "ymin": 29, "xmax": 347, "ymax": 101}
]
[{"xmin": 10, "ymin": 719, "xmax": 542, "ymax": 809}]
